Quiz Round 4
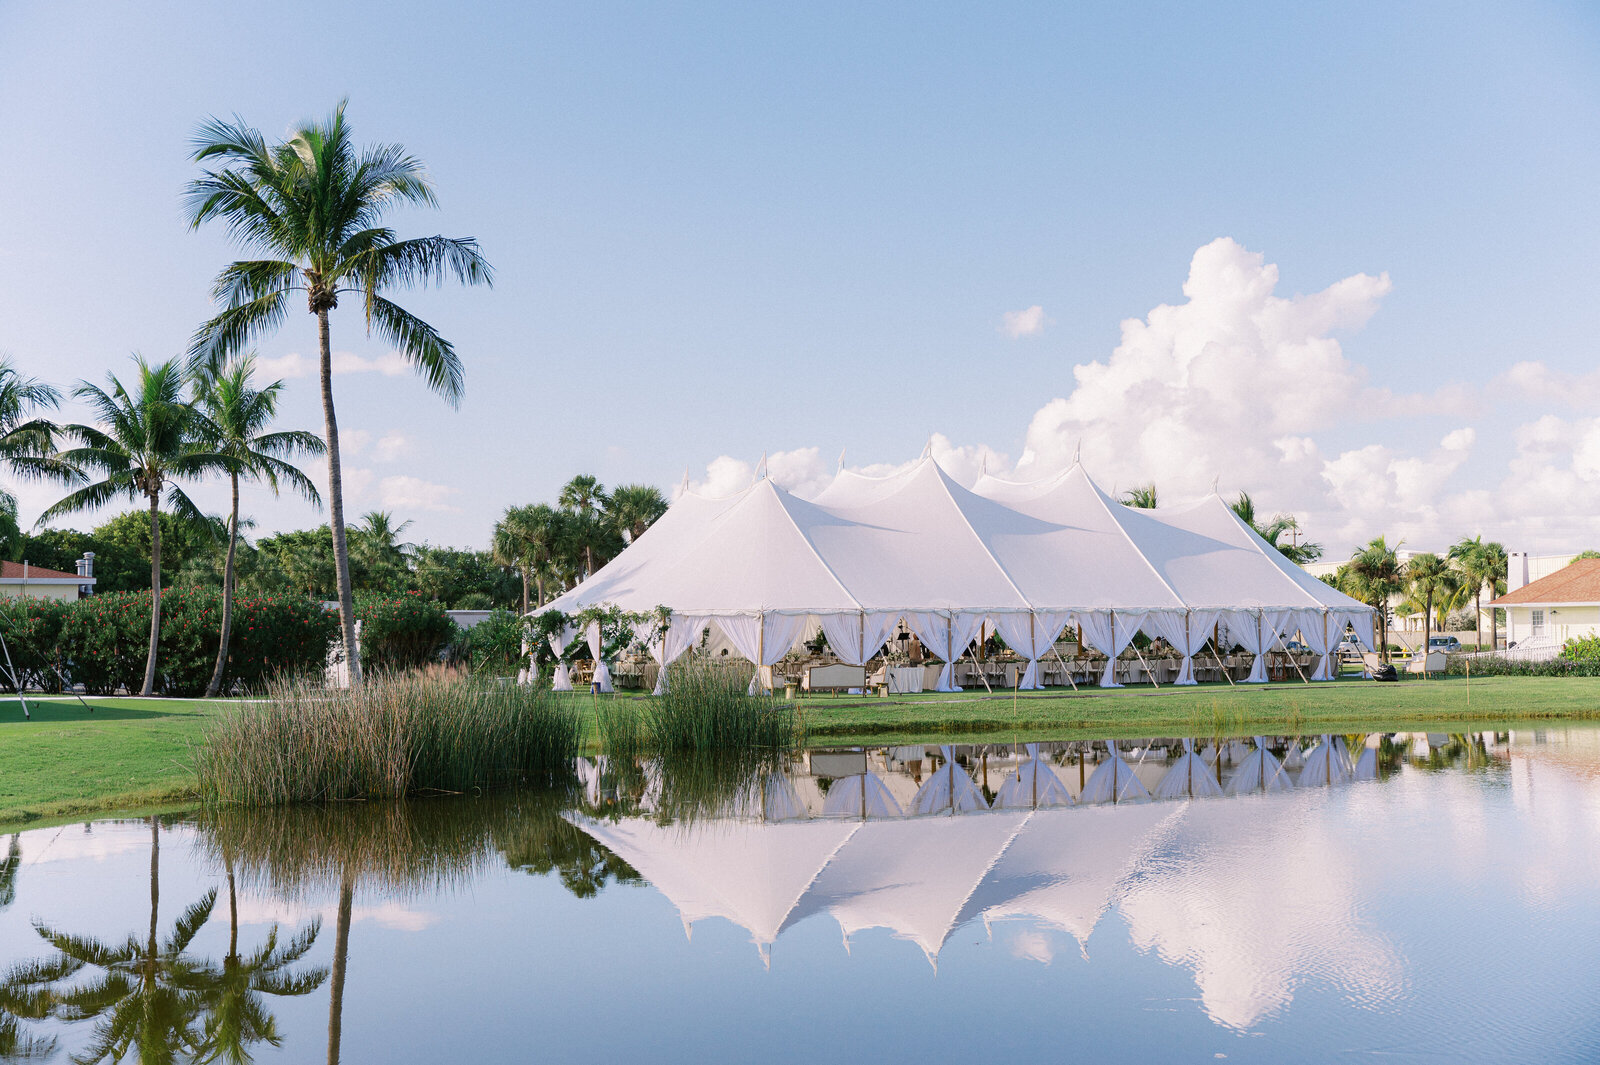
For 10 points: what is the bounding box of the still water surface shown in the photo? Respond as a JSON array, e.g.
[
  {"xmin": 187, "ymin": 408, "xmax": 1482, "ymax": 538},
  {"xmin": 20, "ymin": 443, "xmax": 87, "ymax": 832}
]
[{"xmin": 3, "ymin": 729, "xmax": 1599, "ymax": 1063}]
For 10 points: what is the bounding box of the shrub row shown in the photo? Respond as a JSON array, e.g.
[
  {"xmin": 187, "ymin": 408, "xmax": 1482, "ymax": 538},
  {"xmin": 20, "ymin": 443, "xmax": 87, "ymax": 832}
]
[
  {"xmin": 0, "ymin": 588, "xmax": 339, "ymax": 696},
  {"xmin": 1444, "ymin": 654, "xmax": 1600, "ymax": 678}
]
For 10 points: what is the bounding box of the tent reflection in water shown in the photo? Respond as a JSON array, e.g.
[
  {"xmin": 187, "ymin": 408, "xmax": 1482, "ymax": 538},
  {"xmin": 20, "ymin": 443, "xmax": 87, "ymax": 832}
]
[
  {"xmin": 1228, "ymin": 737, "xmax": 1291, "ymax": 795},
  {"xmin": 565, "ymin": 812, "xmax": 863, "ymax": 963},
  {"xmin": 822, "ymin": 773, "xmax": 903, "ymax": 819},
  {"xmin": 1353, "ymin": 738, "xmax": 1378, "ymax": 781},
  {"xmin": 960, "ymin": 803, "xmax": 1184, "ymax": 955},
  {"xmin": 1079, "ymin": 741, "xmax": 1152, "ymax": 804},
  {"xmin": 1154, "ymin": 739, "xmax": 1223, "ymax": 800},
  {"xmin": 994, "ymin": 744, "xmax": 1074, "ymax": 809},
  {"xmin": 1298, "ymin": 735, "xmax": 1354, "ymax": 787},
  {"xmin": 909, "ymin": 746, "xmax": 989, "ymax": 815},
  {"xmin": 786, "ymin": 810, "xmax": 1030, "ymax": 965}
]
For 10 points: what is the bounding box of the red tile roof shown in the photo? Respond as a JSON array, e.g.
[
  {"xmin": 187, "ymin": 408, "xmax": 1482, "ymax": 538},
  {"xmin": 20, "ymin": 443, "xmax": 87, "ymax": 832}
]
[
  {"xmin": 1492, "ymin": 558, "xmax": 1600, "ymax": 606},
  {"xmin": 0, "ymin": 561, "xmax": 85, "ymax": 581}
]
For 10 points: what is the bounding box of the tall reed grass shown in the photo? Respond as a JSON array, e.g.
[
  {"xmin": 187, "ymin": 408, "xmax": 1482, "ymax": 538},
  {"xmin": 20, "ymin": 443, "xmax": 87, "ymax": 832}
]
[
  {"xmin": 637, "ymin": 660, "xmax": 802, "ymax": 753},
  {"xmin": 197, "ymin": 670, "xmax": 581, "ymax": 806}
]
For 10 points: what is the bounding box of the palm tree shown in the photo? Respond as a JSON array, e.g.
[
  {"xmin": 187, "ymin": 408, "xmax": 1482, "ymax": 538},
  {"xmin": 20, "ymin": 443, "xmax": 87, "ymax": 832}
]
[
  {"xmin": 558, "ymin": 476, "xmax": 608, "ymax": 577},
  {"xmin": 1119, "ymin": 484, "xmax": 1158, "ymax": 509},
  {"xmin": 40, "ymin": 358, "xmax": 225, "ymax": 696},
  {"xmin": 604, "ymin": 484, "xmax": 668, "ymax": 542},
  {"xmin": 1342, "ymin": 537, "xmax": 1405, "ymax": 662},
  {"xmin": 194, "ymin": 357, "xmax": 325, "ymax": 698},
  {"xmin": 353, "ymin": 511, "xmax": 414, "ymax": 567},
  {"xmin": 1231, "ymin": 491, "xmax": 1323, "ymax": 564},
  {"xmin": 1450, "ymin": 537, "xmax": 1508, "ymax": 652},
  {"xmin": 185, "ymin": 101, "xmax": 493, "ymax": 687},
  {"xmin": 0, "ymin": 356, "xmax": 68, "ymax": 505},
  {"xmin": 1405, "ymin": 552, "xmax": 1462, "ymax": 658},
  {"xmin": 493, "ymin": 503, "xmax": 565, "ymax": 614}
]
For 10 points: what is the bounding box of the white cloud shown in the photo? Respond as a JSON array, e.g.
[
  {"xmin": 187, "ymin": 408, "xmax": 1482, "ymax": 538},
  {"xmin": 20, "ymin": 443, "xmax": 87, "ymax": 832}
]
[
  {"xmin": 340, "ymin": 429, "xmax": 372, "ymax": 456},
  {"xmin": 679, "ymin": 239, "xmax": 1600, "ymax": 554},
  {"xmin": 1000, "ymin": 304, "xmax": 1049, "ymax": 338},
  {"xmin": 372, "ymin": 431, "xmax": 411, "ymax": 462},
  {"xmin": 256, "ymin": 351, "xmax": 411, "ymax": 380},
  {"xmin": 379, "ymin": 475, "xmax": 459, "ymax": 513},
  {"xmin": 341, "ymin": 467, "xmax": 375, "ymax": 500}
]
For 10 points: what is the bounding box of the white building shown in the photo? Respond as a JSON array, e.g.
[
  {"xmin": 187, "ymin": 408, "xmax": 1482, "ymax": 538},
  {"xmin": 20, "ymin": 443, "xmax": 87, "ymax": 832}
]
[
  {"xmin": 1493, "ymin": 557, "xmax": 1600, "ymax": 651},
  {"xmin": 0, "ymin": 558, "xmax": 96, "ymax": 601}
]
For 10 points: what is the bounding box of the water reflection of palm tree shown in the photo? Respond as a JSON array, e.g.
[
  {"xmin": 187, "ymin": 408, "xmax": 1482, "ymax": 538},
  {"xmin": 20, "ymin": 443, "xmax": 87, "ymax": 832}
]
[
  {"xmin": 202, "ymin": 848, "xmax": 327, "ymax": 1064},
  {"xmin": 33, "ymin": 819, "xmax": 214, "ymax": 1064},
  {"xmin": 0, "ymin": 831, "xmax": 67, "ymax": 1061}
]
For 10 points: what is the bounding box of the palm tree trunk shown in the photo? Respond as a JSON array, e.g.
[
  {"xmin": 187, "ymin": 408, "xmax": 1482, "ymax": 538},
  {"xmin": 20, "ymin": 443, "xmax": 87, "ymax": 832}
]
[
  {"xmin": 318, "ymin": 309, "xmax": 362, "ymax": 687},
  {"xmin": 535, "ymin": 573, "xmax": 545, "ymax": 609},
  {"xmin": 227, "ymin": 858, "xmax": 238, "ymax": 960},
  {"xmin": 205, "ymin": 472, "xmax": 241, "ymax": 698},
  {"xmin": 1475, "ymin": 588, "xmax": 1483, "ymax": 653},
  {"xmin": 327, "ymin": 866, "xmax": 354, "ymax": 1065},
  {"xmin": 1422, "ymin": 592, "xmax": 1433, "ymax": 663},
  {"xmin": 520, "ymin": 568, "xmax": 529, "ymax": 617},
  {"xmin": 142, "ymin": 492, "xmax": 162, "ymax": 696}
]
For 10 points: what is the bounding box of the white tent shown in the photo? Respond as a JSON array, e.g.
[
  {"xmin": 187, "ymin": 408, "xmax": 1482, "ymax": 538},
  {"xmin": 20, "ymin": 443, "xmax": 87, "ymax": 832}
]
[
  {"xmin": 535, "ymin": 458, "xmax": 1375, "ymax": 691},
  {"xmin": 821, "ymin": 773, "xmax": 904, "ymax": 819},
  {"xmin": 1298, "ymin": 735, "xmax": 1354, "ymax": 787}
]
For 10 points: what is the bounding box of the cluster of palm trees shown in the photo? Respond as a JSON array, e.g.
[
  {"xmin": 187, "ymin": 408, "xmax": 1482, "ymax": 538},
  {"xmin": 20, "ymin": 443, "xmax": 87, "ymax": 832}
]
[
  {"xmin": 492, "ymin": 476, "xmax": 669, "ymax": 615},
  {"xmin": 1119, "ymin": 483, "xmax": 1323, "ymax": 565},
  {"xmin": 1332, "ymin": 536, "xmax": 1509, "ymax": 660},
  {"xmin": 5, "ymin": 101, "xmax": 491, "ymax": 693},
  {"xmin": 3, "ymin": 354, "xmax": 324, "ymax": 699}
]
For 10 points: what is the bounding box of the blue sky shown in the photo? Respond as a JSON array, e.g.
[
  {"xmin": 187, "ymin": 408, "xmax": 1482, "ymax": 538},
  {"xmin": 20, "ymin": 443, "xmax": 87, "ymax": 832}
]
[{"xmin": 3, "ymin": 1, "xmax": 1598, "ymax": 553}]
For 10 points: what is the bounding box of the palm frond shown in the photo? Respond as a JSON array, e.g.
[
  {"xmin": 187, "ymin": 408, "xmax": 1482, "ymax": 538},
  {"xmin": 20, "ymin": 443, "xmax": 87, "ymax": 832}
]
[{"xmin": 366, "ymin": 295, "xmax": 465, "ymax": 405}]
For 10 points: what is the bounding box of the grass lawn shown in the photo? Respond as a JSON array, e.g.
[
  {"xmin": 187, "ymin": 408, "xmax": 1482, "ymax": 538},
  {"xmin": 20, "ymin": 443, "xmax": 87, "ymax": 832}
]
[
  {"xmin": 3, "ymin": 675, "xmax": 1599, "ymax": 826},
  {"xmin": 781, "ymin": 674, "xmax": 1600, "ymax": 744},
  {"xmin": 0, "ymin": 696, "xmax": 222, "ymax": 826}
]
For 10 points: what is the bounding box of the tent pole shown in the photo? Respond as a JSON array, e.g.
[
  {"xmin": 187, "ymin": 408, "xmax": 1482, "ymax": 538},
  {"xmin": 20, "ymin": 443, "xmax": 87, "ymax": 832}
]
[
  {"xmin": 1050, "ymin": 643, "xmax": 1080, "ymax": 691},
  {"xmin": 965, "ymin": 633, "xmax": 994, "ymax": 694},
  {"xmin": 757, "ymin": 610, "xmax": 766, "ymax": 694},
  {"xmin": 1272, "ymin": 626, "xmax": 1312, "ymax": 684},
  {"xmin": 1028, "ymin": 613, "xmax": 1036, "ymax": 691}
]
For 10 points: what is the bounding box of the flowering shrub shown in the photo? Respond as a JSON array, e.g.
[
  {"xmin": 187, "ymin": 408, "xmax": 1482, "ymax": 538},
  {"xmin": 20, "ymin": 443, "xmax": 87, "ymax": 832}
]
[
  {"xmin": 1561, "ymin": 635, "xmax": 1600, "ymax": 663},
  {"xmin": 0, "ymin": 589, "xmax": 336, "ymax": 695},
  {"xmin": 356, "ymin": 592, "xmax": 458, "ymax": 673},
  {"xmin": 0, "ymin": 599, "xmax": 71, "ymax": 691}
]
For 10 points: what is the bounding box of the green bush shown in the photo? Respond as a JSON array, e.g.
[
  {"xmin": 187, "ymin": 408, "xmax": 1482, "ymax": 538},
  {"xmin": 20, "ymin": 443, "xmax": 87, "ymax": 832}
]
[
  {"xmin": 1445, "ymin": 655, "xmax": 1600, "ymax": 678},
  {"xmin": 1561, "ymin": 635, "xmax": 1600, "ymax": 663},
  {"xmin": 0, "ymin": 599, "xmax": 70, "ymax": 692},
  {"xmin": 357, "ymin": 593, "xmax": 458, "ymax": 673},
  {"xmin": 0, "ymin": 589, "xmax": 336, "ymax": 695},
  {"xmin": 458, "ymin": 609, "xmax": 527, "ymax": 675}
]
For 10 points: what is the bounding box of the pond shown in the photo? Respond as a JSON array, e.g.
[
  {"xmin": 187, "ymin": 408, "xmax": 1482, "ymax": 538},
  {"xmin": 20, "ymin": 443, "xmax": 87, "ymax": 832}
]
[{"xmin": 2, "ymin": 728, "xmax": 1598, "ymax": 1063}]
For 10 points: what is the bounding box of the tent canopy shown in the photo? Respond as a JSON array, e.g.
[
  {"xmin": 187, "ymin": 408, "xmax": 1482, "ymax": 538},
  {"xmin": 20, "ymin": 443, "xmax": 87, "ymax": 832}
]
[{"xmin": 536, "ymin": 458, "xmax": 1373, "ymax": 664}]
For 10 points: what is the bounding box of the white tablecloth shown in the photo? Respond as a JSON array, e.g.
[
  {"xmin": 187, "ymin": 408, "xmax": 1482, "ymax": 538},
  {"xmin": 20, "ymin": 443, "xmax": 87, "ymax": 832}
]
[{"xmin": 887, "ymin": 666, "xmax": 924, "ymax": 694}]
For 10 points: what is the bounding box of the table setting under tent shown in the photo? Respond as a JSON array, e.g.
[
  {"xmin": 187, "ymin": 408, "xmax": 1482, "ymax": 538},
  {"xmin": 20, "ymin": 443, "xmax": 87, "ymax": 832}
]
[{"xmin": 530, "ymin": 457, "xmax": 1376, "ymax": 694}]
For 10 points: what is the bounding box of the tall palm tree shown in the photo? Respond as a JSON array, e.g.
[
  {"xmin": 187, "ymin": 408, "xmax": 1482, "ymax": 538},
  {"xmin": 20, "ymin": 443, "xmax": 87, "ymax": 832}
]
[
  {"xmin": 1342, "ymin": 536, "xmax": 1405, "ymax": 662},
  {"xmin": 604, "ymin": 484, "xmax": 668, "ymax": 543},
  {"xmin": 1230, "ymin": 491, "xmax": 1323, "ymax": 564},
  {"xmin": 1119, "ymin": 484, "xmax": 1158, "ymax": 509},
  {"xmin": 0, "ymin": 356, "xmax": 68, "ymax": 508},
  {"xmin": 558, "ymin": 476, "xmax": 607, "ymax": 577},
  {"xmin": 185, "ymin": 101, "xmax": 493, "ymax": 686},
  {"xmin": 352, "ymin": 511, "xmax": 414, "ymax": 567},
  {"xmin": 493, "ymin": 503, "xmax": 564, "ymax": 614},
  {"xmin": 194, "ymin": 357, "xmax": 325, "ymax": 698},
  {"xmin": 40, "ymin": 358, "xmax": 225, "ymax": 696},
  {"xmin": 1405, "ymin": 552, "xmax": 1461, "ymax": 658},
  {"xmin": 1449, "ymin": 536, "xmax": 1508, "ymax": 652}
]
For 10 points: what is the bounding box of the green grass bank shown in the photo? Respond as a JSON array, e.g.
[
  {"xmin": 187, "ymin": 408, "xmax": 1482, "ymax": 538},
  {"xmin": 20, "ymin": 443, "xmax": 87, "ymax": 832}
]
[{"xmin": 3, "ymin": 675, "xmax": 1599, "ymax": 825}]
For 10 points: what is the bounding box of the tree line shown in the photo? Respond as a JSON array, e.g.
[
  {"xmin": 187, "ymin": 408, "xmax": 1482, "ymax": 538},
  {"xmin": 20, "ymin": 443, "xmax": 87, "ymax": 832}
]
[{"xmin": 1328, "ymin": 537, "xmax": 1511, "ymax": 661}]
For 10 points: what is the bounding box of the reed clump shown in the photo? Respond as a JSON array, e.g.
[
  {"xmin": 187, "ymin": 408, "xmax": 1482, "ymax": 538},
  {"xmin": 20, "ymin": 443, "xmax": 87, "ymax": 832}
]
[
  {"xmin": 196, "ymin": 671, "xmax": 581, "ymax": 806},
  {"xmin": 638, "ymin": 660, "xmax": 802, "ymax": 753}
]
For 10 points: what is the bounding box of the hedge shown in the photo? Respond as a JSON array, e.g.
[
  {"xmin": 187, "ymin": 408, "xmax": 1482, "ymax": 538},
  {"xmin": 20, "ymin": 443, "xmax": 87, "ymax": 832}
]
[
  {"xmin": 0, "ymin": 588, "xmax": 338, "ymax": 696},
  {"xmin": 356, "ymin": 592, "xmax": 458, "ymax": 674}
]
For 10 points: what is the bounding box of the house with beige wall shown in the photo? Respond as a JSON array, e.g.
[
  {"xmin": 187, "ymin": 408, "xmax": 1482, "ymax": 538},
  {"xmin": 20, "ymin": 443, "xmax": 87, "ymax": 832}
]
[
  {"xmin": 0, "ymin": 560, "xmax": 96, "ymax": 601},
  {"xmin": 1493, "ymin": 558, "xmax": 1600, "ymax": 651}
]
